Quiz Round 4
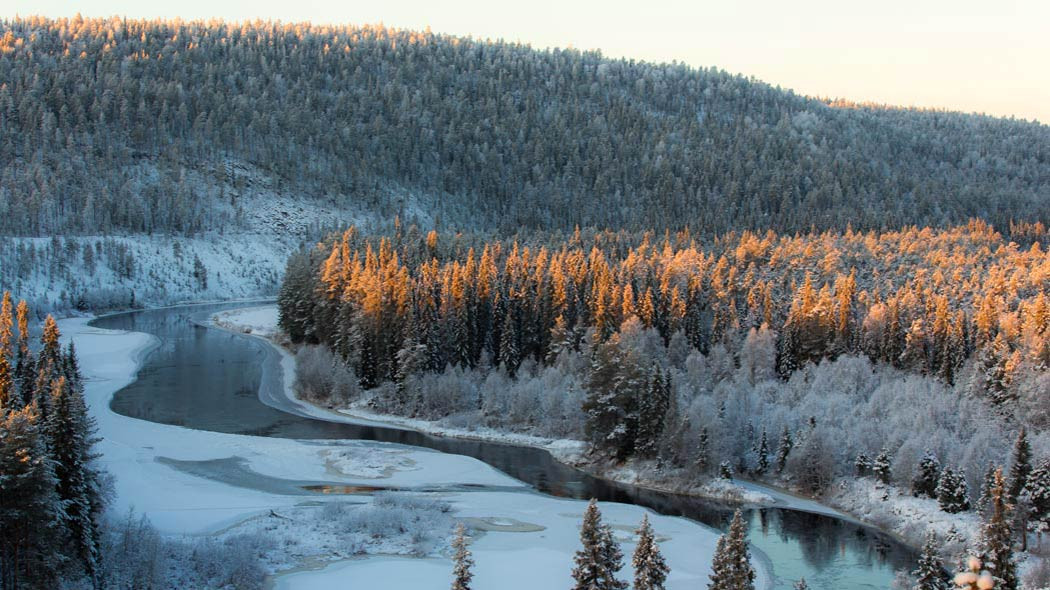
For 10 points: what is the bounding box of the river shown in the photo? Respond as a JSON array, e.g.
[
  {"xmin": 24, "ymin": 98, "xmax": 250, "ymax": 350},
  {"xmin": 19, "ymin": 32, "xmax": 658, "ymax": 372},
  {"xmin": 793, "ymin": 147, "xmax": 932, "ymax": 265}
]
[{"xmin": 92, "ymin": 302, "xmax": 915, "ymax": 589}]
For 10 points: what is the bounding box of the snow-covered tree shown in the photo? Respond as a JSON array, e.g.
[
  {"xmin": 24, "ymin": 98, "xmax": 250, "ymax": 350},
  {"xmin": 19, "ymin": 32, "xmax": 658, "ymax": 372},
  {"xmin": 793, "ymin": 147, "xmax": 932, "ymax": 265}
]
[
  {"xmin": 572, "ymin": 499, "xmax": 627, "ymax": 590},
  {"xmin": 873, "ymin": 448, "xmax": 893, "ymax": 485},
  {"xmin": 46, "ymin": 374, "xmax": 104, "ymax": 581},
  {"xmin": 694, "ymin": 427, "xmax": 710, "ymax": 474},
  {"xmin": 584, "ymin": 336, "xmax": 644, "ymax": 460},
  {"xmin": 632, "ymin": 514, "xmax": 668, "ymax": 590},
  {"xmin": 972, "ymin": 335, "xmax": 1016, "ymax": 406},
  {"xmin": 913, "ymin": 532, "xmax": 948, "ymax": 590},
  {"xmin": 855, "ymin": 453, "xmax": 871, "ymax": 477},
  {"xmin": 786, "ymin": 428, "xmax": 834, "ymax": 494},
  {"xmin": 0, "ymin": 404, "xmax": 66, "ymax": 589},
  {"xmin": 1023, "ymin": 458, "xmax": 1050, "ymax": 526},
  {"xmin": 719, "ymin": 461, "xmax": 733, "ymax": 480},
  {"xmin": 1006, "ymin": 427, "xmax": 1031, "ymax": 503},
  {"xmin": 775, "ymin": 427, "xmax": 793, "ymax": 473},
  {"xmin": 755, "ymin": 430, "xmax": 770, "ymax": 475},
  {"xmin": 450, "ymin": 523, "xmax": 474, "ymax": 590},
  {"xmin": 936, "ymin": 467, "xmax": 970, "ymax": 514},
  {"xmin": 708, "ymin": 510, "xmax": 754, "ymax": 590},
  {"xmin": 913, "ymin": 450, "xmax": 941, "ymax": 498},
  {"xmin": 979, "ymin": 469, "xmax": 1017, "ymax": 590},
  {"xmin": 976, "ymin": 464, "xmax": 999, "ymax": 518},
  {"xmin": 635, "ymin": 368, "xmax": 670, "ymax": 458}
]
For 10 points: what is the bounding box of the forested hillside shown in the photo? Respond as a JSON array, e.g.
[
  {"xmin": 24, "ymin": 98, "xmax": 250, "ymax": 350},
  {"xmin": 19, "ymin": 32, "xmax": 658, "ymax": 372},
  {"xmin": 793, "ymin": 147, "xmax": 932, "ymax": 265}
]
[{"xmin": 1, "ymin": 16, "xmax": 1049, "ymax": 238}]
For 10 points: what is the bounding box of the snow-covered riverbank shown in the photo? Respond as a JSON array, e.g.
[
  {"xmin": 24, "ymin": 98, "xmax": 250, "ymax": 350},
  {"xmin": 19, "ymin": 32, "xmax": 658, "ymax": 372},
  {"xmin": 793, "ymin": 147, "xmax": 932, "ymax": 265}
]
[
  {"xmin": 63, "ymin": 307, "xmax": 750, "ymax": 589},
  {"xmin": 212, "ymin": 304, "xmax": 996, "ymax": 573},
  {"xmin": 213, "ymin": 306, "xmax": 864, "ymax": 515}
]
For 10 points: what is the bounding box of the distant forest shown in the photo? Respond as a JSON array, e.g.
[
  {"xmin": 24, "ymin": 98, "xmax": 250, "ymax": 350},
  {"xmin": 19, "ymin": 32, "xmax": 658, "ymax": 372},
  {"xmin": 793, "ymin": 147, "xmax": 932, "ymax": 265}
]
[{"xmin": 1, "ymin": 16, "xmax": 1049, "ymax": 237}]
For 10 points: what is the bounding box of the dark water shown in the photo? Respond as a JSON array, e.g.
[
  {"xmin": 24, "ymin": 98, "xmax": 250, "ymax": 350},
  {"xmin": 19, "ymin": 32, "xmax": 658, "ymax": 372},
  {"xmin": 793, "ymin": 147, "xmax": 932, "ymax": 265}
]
[{"xmin": 93, "ymin": 303, "xmax": 915, "ymax": 589}]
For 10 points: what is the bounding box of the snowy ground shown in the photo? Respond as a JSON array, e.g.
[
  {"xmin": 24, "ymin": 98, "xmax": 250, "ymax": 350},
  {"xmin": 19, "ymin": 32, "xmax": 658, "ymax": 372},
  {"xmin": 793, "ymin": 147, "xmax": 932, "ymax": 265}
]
[
  {"xmin": 62, "ymin": 310, "xmax": 757, "ymax": 589},
  {"xmin": 825, "ymin": 478, "xmax": 981, "ymax": 554}
]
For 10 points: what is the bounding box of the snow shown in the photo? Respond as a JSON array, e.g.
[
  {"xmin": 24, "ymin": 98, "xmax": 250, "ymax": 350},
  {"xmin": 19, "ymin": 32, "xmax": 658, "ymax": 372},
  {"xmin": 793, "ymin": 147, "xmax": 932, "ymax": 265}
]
[
  {"xmin": 277, "ymin": 492, "xmax": 746, "ymax": 590},
  {"xmin": 62, "ymin": 311, "xmax": 758, "ymax": 589},
  {"xmin": 734, "ymin": 480, "xmax": 860, "ymax": 523},
  {"xmin": 214, "ymin": 305, "xmax": 281, "ymax": 338},
  {"xmin": 826, "ymin": 478, "xmax": 981, "ymax": 552}
]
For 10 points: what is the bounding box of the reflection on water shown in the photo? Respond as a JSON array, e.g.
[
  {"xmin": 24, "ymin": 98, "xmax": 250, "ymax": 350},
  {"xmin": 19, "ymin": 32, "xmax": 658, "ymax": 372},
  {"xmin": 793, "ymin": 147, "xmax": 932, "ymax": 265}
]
[{"xmin": 93, "ymin": 304, "xmax": 916, "ymax": 589}]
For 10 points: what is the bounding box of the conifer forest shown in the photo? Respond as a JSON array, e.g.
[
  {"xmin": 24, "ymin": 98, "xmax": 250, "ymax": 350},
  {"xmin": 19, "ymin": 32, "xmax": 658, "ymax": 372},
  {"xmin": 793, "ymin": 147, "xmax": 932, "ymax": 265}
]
[{"xmin": 0, "ymin": 13, "xmax": 1048, "ymax": 590}]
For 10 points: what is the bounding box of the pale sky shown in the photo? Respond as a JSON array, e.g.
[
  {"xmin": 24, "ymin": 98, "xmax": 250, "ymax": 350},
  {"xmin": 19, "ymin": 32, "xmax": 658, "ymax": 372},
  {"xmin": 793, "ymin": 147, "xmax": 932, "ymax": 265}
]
[{"xmin": 8, "ymin": 0, "xmax": 1049, "ymax": 123}]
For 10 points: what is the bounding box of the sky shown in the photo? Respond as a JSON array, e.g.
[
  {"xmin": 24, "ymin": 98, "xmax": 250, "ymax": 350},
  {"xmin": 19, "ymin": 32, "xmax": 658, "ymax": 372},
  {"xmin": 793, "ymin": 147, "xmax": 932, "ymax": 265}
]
[{"xmin": 7, "ymin": 0, "xmax": 1049, "ymax": 123}]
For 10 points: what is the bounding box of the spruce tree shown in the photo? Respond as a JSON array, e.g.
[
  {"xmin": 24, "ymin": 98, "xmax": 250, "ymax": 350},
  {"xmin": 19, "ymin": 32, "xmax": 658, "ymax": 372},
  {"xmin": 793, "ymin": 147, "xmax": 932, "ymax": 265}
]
[
  {"xmin": 775, "ymin": 427, "xmax": 792, "ymax": 473},
  {"xmin": 979, "ymin": 469, "xmax": 1017, "ymax": 590},
  {"xmin": 708, "ymin": 510, "xmax": 755, "ymax": 590},
  {"xmin": 720, "ymin": 461, "xmax": 734, "ymax": 480},
  {"xmin": 46, "ymin": 375, "xmax": 104, "ymax": 582},
  {"xmin": 1007, "ymin": 427, "xmax": 1031, "ymax": 503},
  {"xmin": 0, "ymin": 404, "xmax": 66, "ymax": 590},
  {"xmin": 755, "ymin": 430, "xmax": 770, "ymax": 475},
  {"xmin": 936, "ymin": 467, "xmax": 970, "ymax": 514},
  {"xmin": 855, "ymin": 453, "xmax": 871, "ymax": 476},
  {"xmin": 450, "ymin": 523, "xmax": 474, "ymax": 590},
  {"xmin": 695, "ymin": 428, "xmax": 710, "ymax": 474},
  {"xmin": 913, "ymin": 450, "xmax": 942, "ymax": 498},
  {"xmin": 635, "ymin": 368, "xmax": 669, "ymax": 459},
  {"xmin": 572, "ymin": 499, "xmax": 627, "ymax": 590},
  {"xmin": 14, "ymin": 300, "xmax": 35, "ymax": 407},
  {"xmin": 913, "ymin": 532, "xmax": 948, "ymax": 590},
  {"xmin": 632, "ymin": 514, "xmax": 669, "ymax": 590},
  {"xmin": 873, "ymin": 448, "xmax": 893, "ymax": 485},
  {"xmin": 976, "ymin": 464, "xmax": 998, "ymax": 517},
  {"xmin": 1023, "ymin": 458, "xmax": 1050, "ymax": 526}
]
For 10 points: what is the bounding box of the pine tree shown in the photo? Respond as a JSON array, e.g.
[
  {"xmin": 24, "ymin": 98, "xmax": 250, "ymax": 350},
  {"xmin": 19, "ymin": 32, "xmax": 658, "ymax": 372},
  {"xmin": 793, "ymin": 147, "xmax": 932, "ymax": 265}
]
[
  {"xmin": 0, "ymin": 404, "xmax": 66, "ymax": 590},
  {"xmin": 33, "ymin": 315, "xmax": 64, "ymax": 421},
  {"xmin": 1023, "ymin": 458, "xmax": 1050, "ymax": 526},
  {"xmin": 974, "ymin": 335, "xmax": 1015, "ymax": 406},
  {"xmin": 450, "ymin": 523, "xmax": 474, "ymax": 590},
  {"xmin": 572, "ymin": 499, "xmax": 627, "ymax": 590},
  {"xmin": 755, "ymin": 430, "xmax": 770, "ymax": 475},
  {"xmin": 979, "ymin": 469, "xmax": 1017, "ymax": 590},
  {"xmin": 15, "ymin": 300, "xmax": 35, "ymax": 407},
  {"xmin": 695, "ymin": 428, "xmax": 710, "ymax": 474},
  {"xmin": 1007, "ymin": 427, "xmax": 1031, "ymax": 503},
  {"xmin": 46, "ymin": 375, "xmax": 104, "ymax": 582},
  {"xmin": 873, "ymin": 448, "xmax": 893, "ymax": 485},
  {"xmin": 635, "ymin": 368, "xmax": 670, "ymax": 459},
  {"xmin": 936, "ymin": 467, "xmax": 970, "ymax": 514},
  {"xmin": 913, "ymin": 450, "xmax": 942, "ymax": 498},
  {"xmin": 584, "ymin": 337, "xmax": 643, "ymax": 460},
  {"xmin": 976, "ymin": 464, "xmax": 998, "ymax": 517},
  {"xmin": 776, "ymin": 427, "xmax": 793, "ymax": 473},
  {"xmin": 855, "ymin": 453, "xmax": 871, "ymax": 476},
  {"xmin": 708, "ymin": 510, "xmax": 755, "ymax": 590},
  {"xmin": 720, "ymin": 461, "xmax": 734, "ymax": 480},
  {"xmin": 632, "ymin": 514, "xmax": 669, "ymax": 590},
  {"xmin": 913, "ymin": 532, "xmax": 948, "ymax": 590}
]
